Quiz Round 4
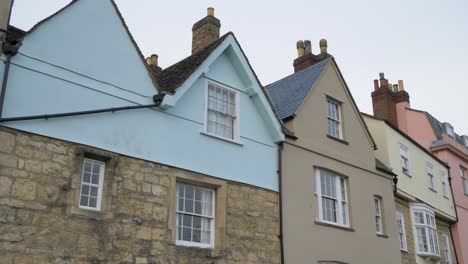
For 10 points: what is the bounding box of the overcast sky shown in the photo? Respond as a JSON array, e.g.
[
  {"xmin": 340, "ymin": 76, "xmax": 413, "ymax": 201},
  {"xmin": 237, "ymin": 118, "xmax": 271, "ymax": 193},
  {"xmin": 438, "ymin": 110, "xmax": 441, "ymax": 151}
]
[{"xmin": 10, "ymin": 0, "xmax": 468, "ymax": 134}]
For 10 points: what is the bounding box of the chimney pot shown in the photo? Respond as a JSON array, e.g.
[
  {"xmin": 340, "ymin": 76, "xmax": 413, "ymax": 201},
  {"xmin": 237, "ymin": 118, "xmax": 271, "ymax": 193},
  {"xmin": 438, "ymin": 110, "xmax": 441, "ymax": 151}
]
[
  {"xmin": 398, "ymin": 80, "xmax": 405, "ymax": 91},
  {"xmin": 296, "ymin": 40, "xmax": 305, "ymax": 57},
  {"xmin": 304, "ymin": 40, "xmax": 312, "ymax": 54},
  {"xmin": 207, "ymin": 7, "xmax": 214, "ymax": 16},
  {"xmin": 146, "ymin": 54, "xmax": 159, "ymax": 66},
  {"xmin": 379, "ymin": 72, "xmax": 385, "ymax": 80},
  {"xmin": 374, "ymin": 80, "xmax": 379, "ymax": 91},
  {"xmin": 393, "ymin": 84, "xmax": 399, "ymax": 92},
  {"xmin": 320, "ymin": 39, "xmax": 328, "ymax": 54}
]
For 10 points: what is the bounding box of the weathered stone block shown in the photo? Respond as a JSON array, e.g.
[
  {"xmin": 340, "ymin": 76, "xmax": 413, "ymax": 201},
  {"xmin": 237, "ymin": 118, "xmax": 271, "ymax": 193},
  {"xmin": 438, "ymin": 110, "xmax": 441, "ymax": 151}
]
[
  {"xmin": 0, "ymin": 131, "xmax": 15, "ymax": 153},
  {"xmin": 46, "ymin": 143, "xmax": 67, "ymax": 154},
  {"xmin": 136, "ymin": 226, "xmax": 152, "ymax": 240},
  {"xmin": 142, "ymin": 182, "xmax": 152, "ymax": 193},
  {"xmin": 0, "ymin": 206, "xmax": 16, "ymax": 223},
  {"xmin": 42, "ymin": 161, "xmax": 62, "ymax": 176},
  {"xmin": 0, "ymin": 153, "xmax": 17, "ymax": 168},
  {"xmin": 0, "ymin": 225, "xmax": 35, "ymax": 241},
  {"xmin": 0, "ymin": 176, "xmax": 12, "ymax": 196},
  {"xmin": 24, "ymin": 160, "xmax": 42, "ymax": 173},
  {"xmin": 11, "ymin": 179, "xmax": 36, "ymax": 201}
]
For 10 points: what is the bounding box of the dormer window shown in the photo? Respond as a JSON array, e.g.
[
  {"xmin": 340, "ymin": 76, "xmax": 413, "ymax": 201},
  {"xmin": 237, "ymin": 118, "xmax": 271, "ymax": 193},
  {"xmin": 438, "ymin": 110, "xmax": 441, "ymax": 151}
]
[
  {"xmin": 444, "ymin": 123, "xmax": 455, "ymax": 138},
  {"xmin": 205, "ymin": 81, "xmax": 239, "ymax": 142},
  {"xmin": 327, "ymin": 98, "xmax": 342, "ymax": 139}
]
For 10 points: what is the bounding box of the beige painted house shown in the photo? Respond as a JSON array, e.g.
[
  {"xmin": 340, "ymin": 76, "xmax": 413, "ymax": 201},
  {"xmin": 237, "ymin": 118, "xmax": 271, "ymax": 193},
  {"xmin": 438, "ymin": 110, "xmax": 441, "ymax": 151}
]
[
  {"xmin": 267, "ymin": 40, "xmax": 402, "ymax": 264},
  {"xmin": 363, "ymin": 112, "xmax": 457, "ymax": 264}
]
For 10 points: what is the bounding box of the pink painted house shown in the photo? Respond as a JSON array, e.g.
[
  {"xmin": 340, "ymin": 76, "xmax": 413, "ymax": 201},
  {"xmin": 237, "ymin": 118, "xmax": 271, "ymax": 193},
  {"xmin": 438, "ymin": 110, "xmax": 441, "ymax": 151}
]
[{"xmin": 371, "ymin": 73, "xmax": 468, "ymax": 264}]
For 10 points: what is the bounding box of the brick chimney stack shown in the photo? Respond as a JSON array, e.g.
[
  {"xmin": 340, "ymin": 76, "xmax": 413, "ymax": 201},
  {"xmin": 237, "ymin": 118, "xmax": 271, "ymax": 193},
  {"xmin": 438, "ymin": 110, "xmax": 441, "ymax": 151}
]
[
  {"xmin": 371, "ymin": 72, "xmax": 410, "ymax": 127},
  {"xmin": 192, "ymin": 7, "xmax": 220, "ymax": 54},
  {"xmin": 146, "ymin": 54, "xmax": 162, "ymax": 76},
  {"xmin": 293, "ymin": 40, "xmax": 318, "ymax": 72},
  {"xmin": 293, "ymin": 39, "xmax": 332, "ymax": 72}
]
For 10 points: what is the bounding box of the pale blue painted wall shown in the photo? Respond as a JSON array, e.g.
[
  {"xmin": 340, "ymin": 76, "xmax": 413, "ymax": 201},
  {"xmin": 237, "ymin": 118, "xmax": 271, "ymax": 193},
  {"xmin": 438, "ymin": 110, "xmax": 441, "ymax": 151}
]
[{"xmin": 0, "ymin": 0, "xmax": 280, "ymax": 190}]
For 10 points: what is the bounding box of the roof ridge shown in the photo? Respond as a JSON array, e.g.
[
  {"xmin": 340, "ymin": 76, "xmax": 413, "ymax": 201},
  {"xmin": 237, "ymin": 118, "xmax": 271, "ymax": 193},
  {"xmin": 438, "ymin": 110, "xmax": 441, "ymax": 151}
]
[{"xmin": 266, "ymin": 58, "xmax": 330, "ymax": 89}]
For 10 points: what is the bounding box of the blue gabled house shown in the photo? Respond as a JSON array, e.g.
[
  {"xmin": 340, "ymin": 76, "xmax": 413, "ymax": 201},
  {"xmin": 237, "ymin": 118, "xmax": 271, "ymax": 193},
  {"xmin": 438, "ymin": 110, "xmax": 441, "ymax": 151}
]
[{"xmin": 0, "ymin": 1, "xmax": 284, "ymax": 262}]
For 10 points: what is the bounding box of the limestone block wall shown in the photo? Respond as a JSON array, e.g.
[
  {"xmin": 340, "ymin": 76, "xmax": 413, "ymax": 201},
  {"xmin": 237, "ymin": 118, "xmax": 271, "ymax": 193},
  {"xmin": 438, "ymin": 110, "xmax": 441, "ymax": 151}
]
[{"xmin": 0, "ymin": 126, "xmax": 280, "ymax": 264}]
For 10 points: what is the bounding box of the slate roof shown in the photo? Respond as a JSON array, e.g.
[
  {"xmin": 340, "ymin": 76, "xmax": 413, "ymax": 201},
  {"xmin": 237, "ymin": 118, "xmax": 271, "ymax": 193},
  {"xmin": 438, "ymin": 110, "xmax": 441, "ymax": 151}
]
[
  {"xmin": 266, "ymin": 58, "xmax": 329, "ymax": 120},
  {"xmin": 424, "ymin": 112, "xmax": 466, "ymax": 147},
  {"xmin": 156, "ymin": 32, "xmax": 230, "ymax": 92}
]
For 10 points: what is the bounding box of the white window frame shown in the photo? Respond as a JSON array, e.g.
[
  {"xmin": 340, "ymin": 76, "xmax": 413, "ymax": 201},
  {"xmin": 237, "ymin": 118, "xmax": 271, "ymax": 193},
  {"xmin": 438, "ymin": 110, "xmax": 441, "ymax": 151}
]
[
  {"xmin": 175, "ymin": 183, "xmax": 215, "ymax": 248},
  {"xmin": 400, "ymin": 144, "xmax": 410, "ymax": 175},
  {"xmin": 426, "ymin": 163, "xmax": 437, "ymax": 192},
  {"xmin": 374, "ymin": 196, "xmax": 383, "ymax": 235},
  {"xmin": 79, "ymin": 158, "xmax": 105, "ymax": 211},
  {"xmin": 396, "ymin": 211, "xmax": 408, "ymax": 251},
  {"xmin": 441, "ymin": 170, "xmax": 449, "ymax": 198},
  {"xmin": 326, "ymin": 98, "xmax": 342, "ymax": 139},
  {"xmin": 315, "ymin": 168, "xmax": 349, "ymax": 228},
  {"xmin": 442, "ymin": 233, "xmax": 452, "ymax": 264},
  {"xmin": 461, "ymin": 166, "xmax": 468, "ymax": 196},
  {"xmin": 411, "ymin": 204, "xmax": 440, "ymax": 258},
  {"xmin": 203, "ymin": 80, "xmax": 240, "ymax": 143}
]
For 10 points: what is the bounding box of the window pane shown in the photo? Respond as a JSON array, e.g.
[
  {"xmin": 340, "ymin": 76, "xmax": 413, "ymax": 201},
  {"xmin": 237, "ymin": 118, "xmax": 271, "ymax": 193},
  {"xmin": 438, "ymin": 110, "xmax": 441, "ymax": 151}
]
[
  {"xmin": 193, "ymin": 229, "xmax": 201, "ymax": 243},
  {"xmin": 178, "ymin": 198, "xmax": 184, "ymax": 211},
  {"xmin": 82, "ymin": 172, "xmax": 91, "ymax": 183},
  {"xmin": 92, "ymin": 163, "xmax": 100, "ymax": 174},
  {"xmin": 89, "ymin": 197, "xmax": 97, "ymax": 208},
  {"xmin": 90, "ymin": 186, "xmax": 98, "ymax": 197},
  {"xmin": 183, "ymin": 214, "xmax": 192, "ymax": 227},
  {"xmin": 84, "ymin": 161, "xmax": 92, "ymax": 172},
  {"xmin": 195, "ymin": 201, "xmax": 202, "ymax": 215},
  {"xmin": 193, "ymin": 216, "xmax": 201, "ymax": 229},
  {"xmin": 182, "ymin": 227, "xmax": 192, "ymax": 241},
  {"xmin": 202, "ymin": 230, "xmax": 210, "ymax": 244},
  {"xmin": 91, "ymin": 173, "xmax": 99, "ymax": 185},
  {"xmin": 80, "ymin": 195, "xmax": 88, "ymax": 206},
  {"xmin": 81, "ymin": 185, "xmax": 90, "ymax": 195}
]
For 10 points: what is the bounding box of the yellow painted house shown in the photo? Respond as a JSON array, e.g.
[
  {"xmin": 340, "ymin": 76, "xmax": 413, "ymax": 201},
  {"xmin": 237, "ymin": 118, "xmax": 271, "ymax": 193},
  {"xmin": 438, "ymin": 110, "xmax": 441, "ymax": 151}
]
[{"xmin": 364, "ymin": 114, "xmax": 458, "ymax": 264}]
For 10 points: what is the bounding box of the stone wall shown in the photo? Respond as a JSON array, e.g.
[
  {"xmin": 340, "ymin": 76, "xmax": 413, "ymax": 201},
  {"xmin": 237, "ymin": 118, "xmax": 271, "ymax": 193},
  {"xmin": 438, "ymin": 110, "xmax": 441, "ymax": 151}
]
[
  {"xmin": 394, "ymin": 197, "xmax": 417, "ymax": 264},
  {"xmin": 0, "ymin": 126, "xmax": 280, "ymax": 264}
]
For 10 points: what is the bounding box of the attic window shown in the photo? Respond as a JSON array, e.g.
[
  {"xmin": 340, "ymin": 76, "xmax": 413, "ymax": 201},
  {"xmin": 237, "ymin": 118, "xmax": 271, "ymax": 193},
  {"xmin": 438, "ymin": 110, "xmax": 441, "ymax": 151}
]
[
  {"xmin": 204, "ymin": 81, "xmax": 239, "ymax": 142},
  {"xmin": 444, "ymin": 123, "xmax": 455, "ymax": 138}
]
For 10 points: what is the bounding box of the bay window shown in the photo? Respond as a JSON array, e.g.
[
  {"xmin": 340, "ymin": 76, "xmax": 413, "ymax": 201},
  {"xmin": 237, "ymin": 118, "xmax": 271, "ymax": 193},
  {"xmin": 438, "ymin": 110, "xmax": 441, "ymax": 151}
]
[
  {"xmin": 411, "ymin": 204, "xmax": 440, "ymax": 257},
  {"xmin": 315, "ymin": 168, "xmax": 349, "ymax": 227}
]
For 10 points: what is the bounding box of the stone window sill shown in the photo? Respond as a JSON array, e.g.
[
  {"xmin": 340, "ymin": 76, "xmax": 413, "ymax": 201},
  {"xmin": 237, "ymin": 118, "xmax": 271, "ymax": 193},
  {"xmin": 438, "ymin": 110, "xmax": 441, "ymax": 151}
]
[
  {"xmin": 377, "ymin": 233, "xmax": 388, "ymax": 239},
  {"xmin": 403, "ymin": 170, "xmax": 411, "ymax": 177},
  {"xmin": 200, "ymin": 132, "xmax": 243, "ymax": 146},
  {"xmin": 327, "ymin": 135, "xmax": 349, "ymax": 145},
  {"xmin": 314, "ymin": 220, "xmax": 354, "ymax": 232},
  {"xmin": 172, "ymin": 244, "xmax": 226, "ymax": 258}
]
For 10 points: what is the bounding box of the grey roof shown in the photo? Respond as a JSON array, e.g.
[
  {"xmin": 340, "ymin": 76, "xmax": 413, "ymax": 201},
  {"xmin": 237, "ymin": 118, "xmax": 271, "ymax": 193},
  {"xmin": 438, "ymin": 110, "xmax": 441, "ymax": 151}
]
[
  {"xmin": 266, "ymin": 58, "xmax": 329, "ymax": 120},
  {"xmin": 425, "ymin": 112, "xmax": 466, "ymax": 148}
]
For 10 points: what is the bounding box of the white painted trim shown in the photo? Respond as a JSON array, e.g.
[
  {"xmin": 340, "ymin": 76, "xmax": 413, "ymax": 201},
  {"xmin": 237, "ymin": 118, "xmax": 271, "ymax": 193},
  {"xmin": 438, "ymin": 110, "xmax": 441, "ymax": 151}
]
[
  {"xmin": 410, "ymin": 203, "xmax": 440, "ymax": 258},
  {"xmin": 395, "ymin": 211, "xmax": 408, "ymax": 251},
  {"xmin": 78, "ymin": 158, "xmax": 105, "ymax": 211},
  {"xmin": 175, "ymin": 184, "xmax": 215, "ymax": 249},
  {"xmin": 315, "ymin": 168, "xmax": 350, "ymax": 228},
  {"xmin": 203, "ymin": 80, "xmax": 240, "ymax": 143},
  {"xmin": 374, "ymin": 197, "xmax": 383, "ymax": 235},
  {"xmin": 159, "ymin": 35, "xmax": 284, "ymax": 142},
  {"xmin": 442, "ymin": 233, "xmax": 452, "ymax": 264}
]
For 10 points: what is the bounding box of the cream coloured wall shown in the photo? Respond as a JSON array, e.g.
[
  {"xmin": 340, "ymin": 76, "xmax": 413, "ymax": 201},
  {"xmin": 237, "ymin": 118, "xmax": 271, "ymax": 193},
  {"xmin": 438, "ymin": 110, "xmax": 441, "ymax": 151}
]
[{"xmin": 364, "ymin": 116, "xmax": 456, "ymax": 221}]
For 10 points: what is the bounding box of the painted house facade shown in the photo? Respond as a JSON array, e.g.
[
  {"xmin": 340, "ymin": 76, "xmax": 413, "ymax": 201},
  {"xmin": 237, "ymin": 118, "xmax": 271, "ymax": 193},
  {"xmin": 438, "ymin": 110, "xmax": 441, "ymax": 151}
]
[
  {"xmin": 364, "ymin": 113, "xmax": 457, "ymax": 264},
  {"xmin": 371, "ymin": 73, "xmax": 468, "ymax": 263},
  {"xmin": 0, "ymin": 1, "xmax": 284, "ymax": 263},
  {"xmin": 267, "ymin": 40, "xmax": 401, "ymax": 264}
]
